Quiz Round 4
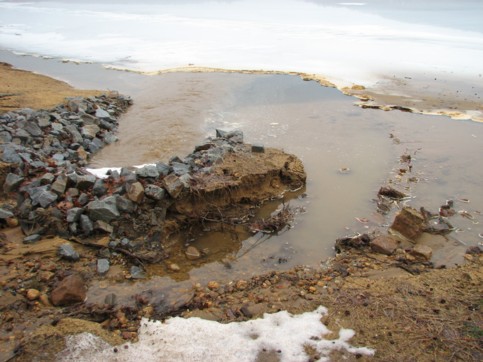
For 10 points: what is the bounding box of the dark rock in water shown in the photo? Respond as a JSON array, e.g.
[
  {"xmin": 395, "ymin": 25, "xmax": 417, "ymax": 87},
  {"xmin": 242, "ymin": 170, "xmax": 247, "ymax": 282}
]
[
  {"xmin": 466, "ymin": 246, "xmax": 482, "ymax": 255},
  {"xmin": 58, "ymin": 243, "xmax": 80, "ymax": 261},
  {"xmin": 97, "ymin": 258, "xmax": 110, "ymax": 274},
  {"xmin": 92, "ymin": 179, "xmax": 107, "ymax": 197},
  {"xmin": 370, "ymin": 235, "xmax": 399, "ymax": 255},
  {"xmin": 3, "ymin": 173, "xmax": 24, "ymax": 193},
  {"xmin": 80, "ymin": 214, "xmax": 94, "ymax": 235},
  {"xmin": 130, "ymin": 266, "xmax": 146, "ymax": 279},
  {"xmin": 87, "ymin": 196, "xmax": 120, "ymax": 222},
  {"xmin": 251, "ymin": 144, "xmax": 265, "ymax": 153},
  {"xmin": 194, "ymin": 142, "xmax": 215, "ymax": 152},
  {"xmin": 424, "ymin": 218, "xmax": 453, "ymax": 235},
  {"xmin": 136, "ymin": 164, "xmax": 159, "ymax": 178},
  {"xmin": 76, "ymin": 174, "xmax": 96, "ymax": 190},
  {"xmin": 0, "ymin": 145, "xmax": 22, "ymax": 163},
  {"xmin": 50, "ymin": 274, "xmax": 86, "ymax": 306},
  {"xmin": 390, "ymin": 207, "xmax": 426, "ymax": 242},
  {"xmin": 163, "ymin": 173, "xmax": 184, "ymax": 199},
  {"xmin": 185, "ymin": 245, "xmax": 201, "ymax": 260},
  {"xmin": 144, "ymin": 184, "xmax": 166, "ymax": 201},
  {"xmin": 335, "ymin": 233, "xmax": 371, "ymax": 253},
  {"xmin": 23, "ymin": 234, "xmax": 41, "ymax": 244},
  {"xmin": 378, "ymin": 186, "xmax": 407, "ymax": 200},
  {"xmin": 66, "ymin": 207, "xmax": 83, "ymax": 223},
  {"xmin": 0, "ymin": 208, "xmax": 14, "ymax": 219},
  {"xmin": 116, "ymin": 196, "xmax": 135, "ymax": 213}
]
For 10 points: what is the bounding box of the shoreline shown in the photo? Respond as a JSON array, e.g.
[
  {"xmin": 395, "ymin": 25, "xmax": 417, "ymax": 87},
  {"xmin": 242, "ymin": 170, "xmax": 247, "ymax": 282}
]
[{"xmin": 0, "ymin": 61, "xmax": 482, "ymax": 361}]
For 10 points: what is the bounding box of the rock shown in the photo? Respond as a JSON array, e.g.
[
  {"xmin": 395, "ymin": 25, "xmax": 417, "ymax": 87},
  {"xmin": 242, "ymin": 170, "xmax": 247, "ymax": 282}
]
[
  {"xmin": 424, "ymin": 219, "xmax": 453, "ymax": 235},
  {"xmin": 410, "ymin": 244, "xmax": 433, "ymax": 261},
  {"xmin": 390, "ymin": 207, "xmax": 426, "ymax": 242},
  {"xmin": 92, "ymin": 179, "xmax": 107, "ymax": 197},
  {"xmin": 65, "ymin": 125, "xmax": 83, "ymax": 143},
  {"xmin": 169, "ymin": 263, "xmax": 181, "ymax": 271},
  {"xmin": 80, "ymin": 214, "xmax": 94, "ymax": 234},
  {"xmin": 3, "ymin": 173, "xmax": 24, "ymax": 193},
  {"xmin": 95, "ymin": 220, "xmax": 114, "ymax": 234},
  {"xmin": 95, "ymin": 108, "xmax": 111, "ymax": 119},
  {"xmin": 186, "ymin": 246, "xmax": 201, "ymax": 260},
  {"xmin": 88, "ymin": 137, "xmax": 105, "ymax": 153},
  {"xmin": 116, "ymin": 196, "xmax": 135, "ymax": 213},
  {"xmin": 36, "ymin": 190, "xmax": 58, "ymax": 208},
  {"xmin": 26, "ymin": 289, "xmax": 41, "ymax": 301},
  {"xmin": 163, "ymin": 173, "xmax": 184, "ymax": 199},
  {"xmin": 127, "ymin": 182, "xmax": 144, "ymax": 203},
  {"xmin": 77, "ymin": 193, "xmax": 90, "ymax": 206},
  {"xmin": 23, "ymin": 234, "xmax": 41, "ymax": 244},
  {"xmin": 130, "ymin": 266, "xmax": 146, "ymax": 279},
  {"xmin": 104, "ymin": 293, "xmax": 117, "ymax": 306},
  {"xmin": 216, "ymin": 129, "xmax": 244, "ymax": 143},
  {"xmin": 97, "ymin": 259, "xmax": 110, "ymax": 274},
  {"xmin": 66, "ymin": 207, "xmax": 83, "ymax": 223},
  {"xmin": 58, "ymin": 243, "xmax": 80, "ymax": 261},
  {"xmin": 251, "ymin": 144, "xmax": 265, "ymax": 153},
  {"xmin": 207, "ymin": 281, "xmax": 220, "ymax": 290},
  {"xmin": 51, "ymin": 174, "xmax": 68, "ymax": 195},
  {"xmin": 81, "ymin": 124, "xmax": 100, "ymax": 139},
  {"xmin": 465, "ymin": 246, "xmax": 482, "ymax": 255},
  {"xmin": 76, "ymin": 174, "xmax": 96, "ymax": 190},
  {"xmin": 378, "ymin": 186, "xmax": 407, "ymax": 200},
  {"xmin": 0, "ymin": 145, "xmax": 22, "ymax": 163},
  {"xmin": 370, "ymin": 235, "xmax": 399, "ymax": 255},
  {"xmin": 171, "ymin": 162, "xmax": 190, "ymax": 176},
  {"xmin": 144, "ymin": 184, "xmax": 166, "ymax": 201},
  {"xmin": 24, "ymin": 121, "xmax": 43, "ymax": 137},
  {"xmin": 335, "ymin": 233, "xmax": 371, "ymax": 253},
  {"xmin": 0, "ymin": 131, "xmax": 12, "ymax": 143},
  {"xmin": 0, "ymin": 207, "xmax": 14, "ymax": 219},
  {"xmin": 87, "ymin": 196, "xmax": 120, "ymax": 222},
  {"xmin": 136, "ymin": 164, "xmax": 159, "ymax": 178},
  {"xmin": 50, "ymin": 274, "xmax": 86, "ymax": 306},
  {"xmin": 156, "ymin": 162, "xmax": 170, "ymax": 176}
]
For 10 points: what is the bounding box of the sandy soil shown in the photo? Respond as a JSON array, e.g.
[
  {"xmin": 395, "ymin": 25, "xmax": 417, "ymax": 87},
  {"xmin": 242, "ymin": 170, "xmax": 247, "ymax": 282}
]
[{"xmin": 0, "ymin": 62, "xmax": 101, "ymax": 113}]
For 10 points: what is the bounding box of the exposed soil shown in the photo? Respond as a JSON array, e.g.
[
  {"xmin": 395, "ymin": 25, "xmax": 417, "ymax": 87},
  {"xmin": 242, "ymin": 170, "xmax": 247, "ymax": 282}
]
[{"xmin": 0, "ymin": 64, "xmax": 481, "ymax": 362}]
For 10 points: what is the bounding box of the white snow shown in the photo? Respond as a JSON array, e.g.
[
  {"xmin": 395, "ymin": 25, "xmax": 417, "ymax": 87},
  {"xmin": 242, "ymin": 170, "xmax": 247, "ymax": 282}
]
[{"xmin": 57, "ymin": 306, "xmax": 374, "ymax": 362}]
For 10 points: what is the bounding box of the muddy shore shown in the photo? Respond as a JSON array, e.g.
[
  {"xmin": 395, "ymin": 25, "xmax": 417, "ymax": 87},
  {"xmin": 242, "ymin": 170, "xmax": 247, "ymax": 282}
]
[{"xmin": 0, "ymin": 63, "xmax": 481, "ymax": 361}]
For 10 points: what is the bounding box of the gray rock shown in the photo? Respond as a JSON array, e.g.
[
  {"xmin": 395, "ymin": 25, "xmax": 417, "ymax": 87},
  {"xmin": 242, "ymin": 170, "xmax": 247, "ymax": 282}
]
[
  {"xmin": 163, "ymin": 173, "xmax": 184, "ymax": 199},
  {"xmin": 88, "ymin": 137, "xmax": 104, "ymax": 153},
  {"xmin": 23, "ymin": 234, "xmax": 41, "ymax": 244},
  {"xmin": 92, "ymin": 179, "xmax": 107, "ymax": 197},
  {"xmin": 3, "ymin": 173, "xmax": 24, "ymax": 193},
  {"xmin": 0, "ymin": 145, "xmax": 22, "ymax": 163},
  {"xmin": 15, "ymin": 128, "xmax": 31, "ymax": 141},
  {"xmin": 216, "ymin": 129, "xmax": 243, "ymax": 143},
  {"xmin": 87, "ymin": 196, "xmax": 120, "ymax": 222},
  {"xmin": 171, "ymin": 162, "xmax": 190, "ymax": 176},
  {"xmin": 66, "ymin": 207, "xmax": 83, "ymax": 223},
  {"xmin": 155, "ymin": 162, "xmax": 170, "ymax": 176},
  {"xmin": 51, "ymin": 174, "xmax": 68, "ymax": 195},
  {"xmin": 116, "ymin": 196, "xmax": 135, "ymax": 213},
  {"xmin": 95, "ymin": 108, "xmax": 111, "ymax": 119},
  {"xmin": 37, "ymin": 113, "xmax": 52, "ymax": 128},
  {"xmin": 104, "ymin": 293, "xmax": 117, "ymax": 306},
  {"xmin": 0, "ymin": 131, "xmax": 12, "ymax": 143},
  {"xmin": 144, "ymin": 184, "xmax": 166, "ymax": 201},
  {"xmin": 76, "ymin": 174, "xmax": 96, "ymax": 190},
  {"xmin": 65, "ymin": 125, "xmax": 83, "ymax": 143},
  {"xmin": 97, "ymin": 259, "xmax": 110, "ymax": 274},
  {"xmin": 24, "ymin": 121, "xmax": 43, "ymax": 137},
  {"xmin": 66, "ymin": 187, "xmax": 79, "ymax": 198},
  {"xmin": 80, "ymin": 214, "xmax": 94, "ymax": 234},
  {"xmin": 39, "ymin": 172, "xmax": 55, "ymax": 185},
  {"xmin": 51, "ymin": 122, "xmax": 64, "ymax": 132},
  {"xmin": 58, "ymin": 243, "xmax": 80, "ymax": 261},
  {"xmin": 81, "ymin": 124, "xmax": 100, "ymax": 140},
  {"xmin": 94, "ymin": 220, "xmax": 114, "ymax": 234},
  {"xmin": 136, "ymin": 164, "xmax": 159, "ymax": 178},
  {"xmin": 0, "ymin": 208, "xmax": 14, "ymax": 219},
  {"xmin": 130, "ymin": 266, "xmax": 146, "ymax": 279},
  {"xmin": 77, "ymin": 193, "xmax": 90, "ymax": 206},
  {"xmin": 103, "ymin": 132, "xmax": 118, "ymax": 144},
  {"xmin": 36, "ymin": 190, "xmax": 58, "ymax": 208}
]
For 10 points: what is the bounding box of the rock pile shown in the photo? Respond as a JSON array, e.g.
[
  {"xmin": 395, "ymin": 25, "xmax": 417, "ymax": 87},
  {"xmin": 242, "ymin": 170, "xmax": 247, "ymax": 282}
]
[{"xmin": 0, "ymin": 98, "xmax": 306, "ymax": 253}]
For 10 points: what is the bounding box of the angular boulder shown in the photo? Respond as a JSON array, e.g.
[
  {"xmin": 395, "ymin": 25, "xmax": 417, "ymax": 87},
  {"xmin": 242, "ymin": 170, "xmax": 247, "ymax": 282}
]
[{"xmin": 50, "ymin": 274, "xmax": 86, "ymax": 306}]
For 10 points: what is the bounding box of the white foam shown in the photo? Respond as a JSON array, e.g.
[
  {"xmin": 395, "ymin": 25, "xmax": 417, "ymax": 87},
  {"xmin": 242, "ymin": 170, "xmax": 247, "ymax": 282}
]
[
  {"xmin": 57, "ymin": 306, "xmax": 374, "ymax": 362},
  {"xmin": 0, "ymin": 0, "xmax": 482, "ymax": 88}
]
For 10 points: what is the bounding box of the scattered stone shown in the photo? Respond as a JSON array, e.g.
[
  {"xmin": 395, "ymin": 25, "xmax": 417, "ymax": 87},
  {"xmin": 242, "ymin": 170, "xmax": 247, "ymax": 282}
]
[
  {"xmin": 51, "ymin": 174, "xmax": 68, "ymax": 195},
  {"xmin": 136, "ymin": 164, "xmax": 159, "ymax": 178},
  {"xmin": 3, "ymin": 173, "xmax": 24, "ymax": 193},
  {"xmin": 144, "ymin": 184, "xmax": 166, "ymax": 201},
  {"xmin": 390, "ymin": 207, "xmax": 426, "ymax": 241},
  {"xmin": 58, "ymin": 243, "xmax": 80, "ymax": 261},
  {"xmin": 116, "ymin": 196, "xmax": 135, "ymax": 213},
  {"xmin": 370, "ymin": 235, "xmax": 399, "ymax": 255},
  {"xmin": 127, "ymin": 182, "xmax": 144, "ymax": 203},
  {"xmin": 465, "ymin": 246, "xmax": 482, "ymax": 255},
  {"xmin": 97, "ymin": 259, "xmax": 110, "ymax": 274},
  {"xmin": 130, "ymin": 266, "xmax": 146, "ymax": 279},
  {"xmin": 76, "ymin": 174, "xmax": 96, "ymax": 190},
  {"xmin": 0, "ymin": 207, "xmax": 14, "ymax": 219},
  {"xmin": 23, "ymin": 234, "xmax": 41, "ymax": 244},
  {"xmin": 87, "ymin": 196, "xmax": 120, "ymax": 222},
  {"xmin": 378, "ymin": 186, "xmax": 407, "ymax": 200},
  {"xmin": 163, "ymin": 173, "xmax": 184, "ymax": 199},
  {"xmin": 66, "ymin": 207, "xmax": 83, "ymax": 223},
  {"xmin": 185, "ymin": 246, "xmax": 201, "ymax": 260},
  {"xmin": 169, "ymin": 263, "xmax": 181, "ymax": 272},
  {"xmin": 410, "ymin": 244, "xmax": 433, "ymax": 261},
  {"xmin": 95, "ymin": 220, "xmax": 114, "ymax": 234},
  {"xmin": 335, "ymin": 233, "xmax": 371, "ymax": 253},
  {"xmin": 50, "ymin": 274, "xmax": 87, "ymax": 306},
  {"xmin": 81, "ymin": 124, "xmax": 100, "ymax": 139},
  {"xmin": 26, "ymin": 289, "xmax": 41, "ymax": 301},
  {"xmin": 36, "ymin": 190, "xmax": 58, "ymax": 208}
]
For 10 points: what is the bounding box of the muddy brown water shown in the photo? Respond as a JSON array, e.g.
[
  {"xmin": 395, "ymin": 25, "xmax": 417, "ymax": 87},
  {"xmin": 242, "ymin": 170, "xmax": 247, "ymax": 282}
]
[{"xmin": 2, "ymin": 51, "xmax": 482, "ymax": 303}]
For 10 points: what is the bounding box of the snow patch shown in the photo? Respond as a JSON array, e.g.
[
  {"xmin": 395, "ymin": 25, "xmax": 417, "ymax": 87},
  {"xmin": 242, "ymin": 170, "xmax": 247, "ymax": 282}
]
[{"xmin": 57, "ymin": 306, "xmax": 374, "ymax": 362}]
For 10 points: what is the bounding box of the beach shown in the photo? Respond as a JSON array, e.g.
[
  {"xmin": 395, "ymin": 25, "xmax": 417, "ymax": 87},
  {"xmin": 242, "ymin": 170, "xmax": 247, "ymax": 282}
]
[{"xmin": 1, "ymin": 0, "xmax": 482, "ymax": 361}]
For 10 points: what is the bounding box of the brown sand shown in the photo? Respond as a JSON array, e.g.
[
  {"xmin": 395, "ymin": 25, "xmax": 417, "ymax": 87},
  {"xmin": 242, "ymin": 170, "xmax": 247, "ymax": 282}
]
[{"xmin": 0, "ymin": 62, "xmax": 101, "ymax": 113}]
